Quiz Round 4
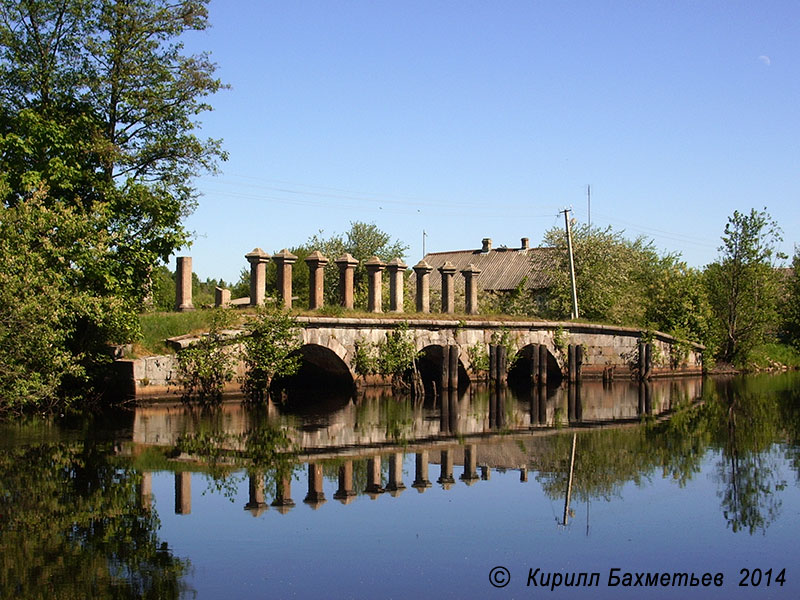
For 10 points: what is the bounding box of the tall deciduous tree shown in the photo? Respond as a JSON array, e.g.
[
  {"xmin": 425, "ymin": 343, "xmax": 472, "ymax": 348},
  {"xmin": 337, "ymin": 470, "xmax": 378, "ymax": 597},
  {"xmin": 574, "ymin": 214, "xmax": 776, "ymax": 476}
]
[
  {"xmin": 0, "ymin": 0, "xmax": 225, "ymax": 302},
  {"xmin": 0, "ymin": 0, "xmax": 224, "ymax": 408},
  {"xmin": 705, "ymin": 208, "xmax": 784, "ymax": 365},
  {"xmin": 782, "ymin": 248, "xmax": 800, "ymax": 349}
]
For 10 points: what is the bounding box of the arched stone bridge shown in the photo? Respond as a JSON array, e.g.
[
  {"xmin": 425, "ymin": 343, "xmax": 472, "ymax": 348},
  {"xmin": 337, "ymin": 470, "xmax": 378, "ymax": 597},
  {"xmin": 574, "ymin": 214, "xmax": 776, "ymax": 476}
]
[
  {"xmin": 123, "ymin": 316, "xmax": 704, "ymax": 398},
  {"xmin": 293, "ymin": 316, "xmax": 702, "ymax": 387}
]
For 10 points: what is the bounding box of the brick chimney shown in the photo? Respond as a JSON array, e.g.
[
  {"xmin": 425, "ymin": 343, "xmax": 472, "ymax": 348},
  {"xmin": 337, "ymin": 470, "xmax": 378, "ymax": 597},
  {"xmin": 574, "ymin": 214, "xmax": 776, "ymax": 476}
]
[
  {"xmin": 521, "ymin": 237, "xmax": 529, "ymax": 250},
  {"xmin": 481, "ymin": 238, "xmax": 492, "ymax": 253}
]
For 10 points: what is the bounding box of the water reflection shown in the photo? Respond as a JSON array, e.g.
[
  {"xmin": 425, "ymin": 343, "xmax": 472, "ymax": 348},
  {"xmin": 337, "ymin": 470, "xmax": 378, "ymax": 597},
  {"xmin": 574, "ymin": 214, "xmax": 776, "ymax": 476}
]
[{"xmin": 2, "ymin": 373, "xmax": 800, "ymax": 598}]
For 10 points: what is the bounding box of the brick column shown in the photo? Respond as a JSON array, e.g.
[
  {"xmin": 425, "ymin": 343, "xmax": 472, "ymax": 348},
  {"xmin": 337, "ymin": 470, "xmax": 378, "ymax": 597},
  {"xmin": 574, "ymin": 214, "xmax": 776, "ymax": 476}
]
[
  {"xmin": 245, "ymin": 248, "xmax": 269, "ymax": 306},
  {"xmin": 272, "ymin": 249, "xmax": 297, "ymax": 309},
  {"xmin": 335, "ymin": 253, "xmax": 358, "ymax": 309},
  {"xmin": 461, "ymin": 263, "xmax": 481, "ymax": 315},
  {"xmin": 175, "ymin": 256, "xmax": 194, "ymax": 311},
  {"xmin": 439, "ymin": 261, "xmax": 457, "ymax": 314},
  {"xmin": 214, "ymin": 287, "xmax": 231, "ymax": 308},
  {"xmin": 413, "ymin": 259, "xmax": 433, "ymax": 313},
  {"xmin": 305, "ymin": 251, "xmax": 328, "ymax": 310},
  {"xmin": 387, "ymin": 258, "xmax": 407, "ymax": 312},
  {"xmin": 365, "ymin": 256, "xmax": 386, "ymax": 313}
]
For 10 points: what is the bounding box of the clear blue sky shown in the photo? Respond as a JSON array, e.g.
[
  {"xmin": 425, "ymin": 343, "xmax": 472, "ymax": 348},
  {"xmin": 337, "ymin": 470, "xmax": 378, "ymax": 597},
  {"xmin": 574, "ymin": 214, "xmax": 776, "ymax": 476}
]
[{"xmin": 180, "ymin": 0, "xmax": 799, "ymax": 284}]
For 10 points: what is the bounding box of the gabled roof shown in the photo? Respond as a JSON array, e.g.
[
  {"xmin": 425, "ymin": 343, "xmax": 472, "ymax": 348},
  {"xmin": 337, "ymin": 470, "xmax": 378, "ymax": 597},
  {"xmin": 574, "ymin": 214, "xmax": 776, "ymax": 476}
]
[{"xmin": 421, "ymin": 242, "xmax": 559, "ymax": 292}]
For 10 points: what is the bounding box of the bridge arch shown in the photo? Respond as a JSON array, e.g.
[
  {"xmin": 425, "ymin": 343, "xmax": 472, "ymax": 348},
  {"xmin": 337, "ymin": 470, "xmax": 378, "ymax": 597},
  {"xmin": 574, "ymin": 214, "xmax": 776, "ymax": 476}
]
[
  {"xmin": 272, "ymin": 343, "xmax": 355, "ymax": 393},
  {"xmin": 416, "ymin": 344, "xmax": 469, "ymax": 394},
  {"xmin": 508, "ymin": 343, "xmax": 563, "ymax": 387}
]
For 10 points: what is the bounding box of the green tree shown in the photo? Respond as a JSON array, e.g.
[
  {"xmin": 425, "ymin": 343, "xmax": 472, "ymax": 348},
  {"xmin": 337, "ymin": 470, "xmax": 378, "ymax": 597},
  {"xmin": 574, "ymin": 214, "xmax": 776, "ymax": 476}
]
[
  {"xmin": 781, "ymin": 247, "xmax": 800, "ymax": 349},
  {"xmin": 705, "ymin": 208, "xmax": 784, "ymax": 365},
  {"xmin": 0, "ymin": 192, "xmax": 137, "ymax": 413},
  {"xmin": 240, "ymin": 306, "xmax": 301, "ymax": 402},
  {"xmin": 543, "ymin": 224, "xmax": 662, "ymax": 326},
  {"xmin": 0, "ymin": 0, "xmax": 225, "ymax": 408}
]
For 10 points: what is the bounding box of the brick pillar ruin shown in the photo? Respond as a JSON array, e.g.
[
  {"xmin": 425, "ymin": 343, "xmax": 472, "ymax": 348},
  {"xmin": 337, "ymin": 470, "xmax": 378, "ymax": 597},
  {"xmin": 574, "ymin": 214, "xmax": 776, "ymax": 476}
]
[
  {"xmin": 214, "ymin": 287, "xmax": 231, "ymax": 308},
  {"xmin": 245, "ymin": 248, "xmax": 269, "ymax": 306},
  {"xmin": 272, "ymin": 249, "xmax": 297, "ymax": 309},
  {"xmin": 413, "ymin": 259, "xmax": 433, "ymax": 313},
  {"xmin": 439, "ymin": 261, "xmax": 457, "ymax": 314},
  {"xmin": 305, "ymin": 250, "xmax": 328, "ymax": 310},
  {"xmin": 335, "ymin": 253, "xmax": 358, "ymax": 309},
  {"xmin": 461, "ymin": 263, "xmax": 481, "ymax": 315},
  {"xmin": 365, "ymin": 256, "xmax": 386, "ymax": 313},
  {"xmin": 387, "ymin": 258, "xmax": 407, "ymax": 312},
  {"xmin": 175, "ymin": 256, "xmax": 194, "ymax": 312}
]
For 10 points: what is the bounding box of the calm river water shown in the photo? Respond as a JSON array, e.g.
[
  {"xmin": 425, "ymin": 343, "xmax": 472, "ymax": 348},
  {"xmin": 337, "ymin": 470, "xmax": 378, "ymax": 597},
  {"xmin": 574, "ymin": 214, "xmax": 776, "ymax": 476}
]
[{"xmin": 2, "ymin": 373, "xmax": 799, "ymax": 599}]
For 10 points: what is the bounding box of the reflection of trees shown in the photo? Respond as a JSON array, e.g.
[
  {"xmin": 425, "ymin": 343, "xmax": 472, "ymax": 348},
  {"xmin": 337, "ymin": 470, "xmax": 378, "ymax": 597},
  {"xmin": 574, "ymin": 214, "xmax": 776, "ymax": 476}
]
[
  {"xmin": 708, "ymin": 377, "xmax": 787, "ymax": 534},
  {"xmin": 534, "ymin": 373, "xmax": 800, "ymax": 536},
  {"xmin": 175, "ymin": 416, "xmax": 300, "ymax": 500},
  {"xmin": 0, "ymin": 441, "xmax": 190, "ymax": 599}
]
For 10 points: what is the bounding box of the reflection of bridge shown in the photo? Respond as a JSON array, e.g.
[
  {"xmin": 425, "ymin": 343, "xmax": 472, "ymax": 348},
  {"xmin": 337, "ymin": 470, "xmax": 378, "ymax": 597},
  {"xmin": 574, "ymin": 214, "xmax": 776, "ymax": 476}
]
[
  {"xmin": 130, "ymin": 378, "xmax": 703, "ymax": 450},
  {"xmin": 130, "ymin": 377, "xmax": 704, "ymax": 515},
  {"xmin": 121, "ymin": 317, "xmax": 703, "ymax": 398}
]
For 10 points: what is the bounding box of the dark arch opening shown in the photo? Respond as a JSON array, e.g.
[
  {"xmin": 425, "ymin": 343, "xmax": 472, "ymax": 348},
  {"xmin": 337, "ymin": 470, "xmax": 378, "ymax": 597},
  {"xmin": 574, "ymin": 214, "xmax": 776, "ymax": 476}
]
[
  {"xmin": 415, "ymin": 344, "xmax": 469, "ymax": 396},
  {"xmin": 272, "ymin": 344, "xmax": 355, "ymax": 405},
  {"xmin": 507, "ymin": 344, "xmax": 563, "ymax": 389}
]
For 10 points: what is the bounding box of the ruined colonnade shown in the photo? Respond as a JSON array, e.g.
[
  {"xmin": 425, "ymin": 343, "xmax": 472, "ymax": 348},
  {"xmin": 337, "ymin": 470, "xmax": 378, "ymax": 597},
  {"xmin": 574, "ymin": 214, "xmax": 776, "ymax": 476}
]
[{"xmin": 175, "ymin": 250, "xmax": 482, "ymax": 316}]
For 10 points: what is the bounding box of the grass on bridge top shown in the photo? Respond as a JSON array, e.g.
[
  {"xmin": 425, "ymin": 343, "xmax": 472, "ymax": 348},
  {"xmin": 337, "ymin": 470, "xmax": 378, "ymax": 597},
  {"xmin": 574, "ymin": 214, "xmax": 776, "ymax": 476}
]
[{"xmin": 135, "ymin": 306, "xmax": 562, "ymax": 357}]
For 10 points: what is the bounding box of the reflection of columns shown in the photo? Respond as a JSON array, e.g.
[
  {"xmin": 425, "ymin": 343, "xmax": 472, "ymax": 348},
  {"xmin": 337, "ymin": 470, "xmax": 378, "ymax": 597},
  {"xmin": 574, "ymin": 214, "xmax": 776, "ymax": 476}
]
[
  {"xmin": 335, "ymin": 253, "xmax": 358, "ymax": 309},
  {"xmin": 480, "ymin": 465, "xmax": 491, "ymax": 481},
  {"xmin": 272, "ymin": 475, "xmax": 296, "ymax": 514},
  {"xmin": 175, "ymin": 471, "xmax": 191, "ymax": 515},
  {"xmin": 245, "ymin": 248, "xmax": 269, "ymax": 306},
  {"xmin": 461, "ymin": 263, "xmax": 481, "ymax": 315},
  {"xmin": 413, "ymin": 260, "xmax": 433, "ymax": 313},
  {"xmin": 365, "ymin": 256, "xmax": 386, "ymax": 313},
  {"xmin": 575, "ymin": 382, "xmax": 583, "ymax": 422},
  {"xmin": 437, "ymin": 450, "xmax": 455, "ymax": 489},
  {"xmin": 387, "ymin": 258, "xmax": 407, "ymax": 313},
  {"xmin": 460, "ymin": 444, "xmax": 479, "ymax": 485},
  {"xmin": 386, "ymin": 452, "xmax": 406, "ymax": 495},
  {"xmin": 245, "ymin": 472, "xmax": 268, "ymax": 516},
  {"xmin": 272, "ymin": 249, "xmax": 298, "ymax": 309},
  {"xmin": 304, "ymin": 463, "xmax": 326, "ymax": 508},
  {"xmin": 140, "ymin": 471, "xmax": 152, "ymax": 510},
  {"xmin": 334, "ymin": 461, "xmax": 357, "ymax": 504},
  {"xmin": 175, "ymin": 256, "xmax": 194, "ymax": 311},
  {"xmin": 638, "ymin": 381, "xmax": 652, "ymax": 415},
  {"xmin": 305, "ymin": 251, "xmax": 328, "ymax": 310},
  {"xmin": 520, "ymin": 467, "xmax": 528, "ymax": 482},
  {"xmin": 412, "ymin": 452, "xmax": 432, "ymax": 492},
  {"xmin": 439, "ymin": 261, "xmax": 457, "ymax": 314},
  {"xmin": 365, "ymin": 456, "xmax": 385, "ymax": 496}
]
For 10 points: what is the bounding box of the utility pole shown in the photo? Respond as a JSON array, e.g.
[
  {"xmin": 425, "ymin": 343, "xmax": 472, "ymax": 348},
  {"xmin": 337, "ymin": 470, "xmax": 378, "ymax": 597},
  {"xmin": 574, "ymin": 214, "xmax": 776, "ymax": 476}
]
[
  {"xmin": 561, "ymin": 208, "xmax": 580, "ymax": 320},
  {"xmin": 587, "ymin": 185, "xmax": 591, "ymax": 229}
]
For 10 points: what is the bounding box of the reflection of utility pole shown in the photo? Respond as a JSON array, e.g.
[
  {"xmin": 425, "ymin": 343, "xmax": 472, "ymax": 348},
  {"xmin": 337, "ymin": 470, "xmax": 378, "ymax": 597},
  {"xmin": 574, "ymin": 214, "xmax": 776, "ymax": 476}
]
[
  {"xmin": 563, "ymin": 432, "xmax": 577, "ymax": 526},
  {"xmin": 560, "ymin": 208, "xmax": 579, "ymax": 319}
]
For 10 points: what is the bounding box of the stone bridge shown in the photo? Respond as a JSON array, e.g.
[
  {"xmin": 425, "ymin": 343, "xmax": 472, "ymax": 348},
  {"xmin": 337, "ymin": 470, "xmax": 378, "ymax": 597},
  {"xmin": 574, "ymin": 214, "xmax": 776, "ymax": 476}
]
[{"xmin": 124, "ymin": 316, "xmax": 703, "ymax": 398}]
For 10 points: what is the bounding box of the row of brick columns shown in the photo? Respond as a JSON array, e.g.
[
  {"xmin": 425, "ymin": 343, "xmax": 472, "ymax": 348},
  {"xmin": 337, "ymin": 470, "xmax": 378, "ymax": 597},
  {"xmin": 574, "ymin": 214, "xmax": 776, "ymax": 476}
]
[{"xmin": 175, "ymin": 252, "xmax": 483, "ymax": 314}]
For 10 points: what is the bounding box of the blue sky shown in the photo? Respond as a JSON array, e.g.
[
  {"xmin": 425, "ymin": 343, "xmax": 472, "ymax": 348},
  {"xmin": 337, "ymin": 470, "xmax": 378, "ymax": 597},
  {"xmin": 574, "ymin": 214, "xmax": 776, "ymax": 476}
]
[{"xmin": 181, "ymin": 1, "xmax": 799, "ymax": 284}]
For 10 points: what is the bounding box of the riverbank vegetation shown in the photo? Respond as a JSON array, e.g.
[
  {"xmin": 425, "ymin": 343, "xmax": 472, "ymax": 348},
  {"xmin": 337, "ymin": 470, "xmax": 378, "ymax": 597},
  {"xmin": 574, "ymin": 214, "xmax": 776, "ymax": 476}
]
[{"xmin": 0, "ymin": 0, "xmax": 224, "ymax": 415}]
